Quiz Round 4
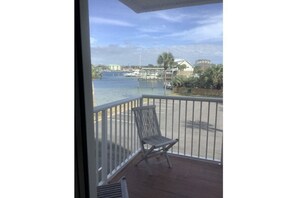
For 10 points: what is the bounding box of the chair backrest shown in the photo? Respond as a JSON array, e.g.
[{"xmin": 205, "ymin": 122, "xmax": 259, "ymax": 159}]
[{"xmin": 132, "ymin": 105, "xmax": 161, "ymax": 141}]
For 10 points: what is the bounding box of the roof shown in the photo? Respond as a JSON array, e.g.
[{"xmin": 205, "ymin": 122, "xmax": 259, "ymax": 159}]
[
  {"xmin": 174, "ymin": 58, "xmax": 185, "ymax": 62},
  {"xmin": 174, "ymin": 59, "xmax": 193, "ymax": 67}
]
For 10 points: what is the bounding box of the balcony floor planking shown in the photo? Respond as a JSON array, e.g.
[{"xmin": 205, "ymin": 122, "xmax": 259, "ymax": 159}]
[{"xmin": 110, "ymin": 153, "xmax": 222, "ymax": 198}]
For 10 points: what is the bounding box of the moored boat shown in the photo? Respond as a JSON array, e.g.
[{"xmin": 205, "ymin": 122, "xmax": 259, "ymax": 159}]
[{"xmin": 124, "ymin": 70, "xmax": 140, "ymax": 77}]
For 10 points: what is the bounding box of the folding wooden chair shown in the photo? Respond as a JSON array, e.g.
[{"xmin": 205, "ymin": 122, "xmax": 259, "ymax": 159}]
[{"xmin": 132, "ymin": 105, "xmax": 178, "ymax": 174}]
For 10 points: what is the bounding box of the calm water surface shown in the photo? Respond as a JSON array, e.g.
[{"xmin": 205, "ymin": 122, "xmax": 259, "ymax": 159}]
[{"xmin": 93, "ymin": 71, "xmax": 172, "ymax": 105}]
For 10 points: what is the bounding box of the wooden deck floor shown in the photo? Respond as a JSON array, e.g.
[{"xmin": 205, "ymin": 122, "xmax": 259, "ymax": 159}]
[{"xmin": 110, "ymin": 154, "xmax": 223, "ymax": 198}]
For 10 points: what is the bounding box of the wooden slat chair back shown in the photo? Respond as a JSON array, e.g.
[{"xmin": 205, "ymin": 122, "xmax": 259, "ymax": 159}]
[
  {"xmin": 132, "ymin": 105, "xmax": 178, "ymax": 174},
  {"xmin": 133, "ymin": 105, "xmax": 161, "ymax": 139}
]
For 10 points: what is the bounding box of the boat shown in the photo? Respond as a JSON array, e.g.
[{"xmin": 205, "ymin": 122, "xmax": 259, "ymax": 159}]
[
  {"xmin": 138, "ymin": 72, "xmax": 160, "ymax": 80},
  {"xmin": 124, "ymin": 70, "xmax": 140, "ymax": 77},
  {"xmin": 164, "ymin": 81, "xmax": 173, "ymax": 90}
]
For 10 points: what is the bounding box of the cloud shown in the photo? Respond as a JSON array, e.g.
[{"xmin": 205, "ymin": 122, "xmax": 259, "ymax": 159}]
[
  {"xmin": 143, "ymin": 12, "xmax": 222, "ymax": 44},
  {"xmin": 89, "ymin": 7, "xmax": 223, "ymax": 65},
  {"xmin": 91, "ymin": 45, "xmax": 140, "ymax": 65},
  {"xmin": 166, "ymin": 15, "xmax": 223, "ymax": 43},
  {"xmin": 155, "ymin": 12, "xmax": 186, "ymax": 23},
  {"xmin": 172, "ymin": 24, "xmax": 222, "ymax": 43},
  {"xmin": 196, "ymin": 13, "xmax": 223, "ymax": 25},
  {"xmin": 154, "ymin": 10, "xmax": 222, "ymax": 23},
  {"xmin": 90, "ymin": 37, "xmax": 97, "ymax": 47},
  {"xmin": 89, "ymin": 17, "xmax": 135, "ymax": 27},
  {"xmin": 137, "ymin": 25, "xmax": 167, "ymax": 33}
]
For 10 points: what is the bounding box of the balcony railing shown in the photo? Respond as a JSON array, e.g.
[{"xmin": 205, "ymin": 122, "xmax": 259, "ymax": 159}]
[{"xmin": 93, "ymin": 95, "xmax": 223, "ymax": 185}]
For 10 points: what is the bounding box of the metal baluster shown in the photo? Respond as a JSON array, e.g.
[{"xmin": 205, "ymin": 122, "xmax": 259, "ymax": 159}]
[
  {"xmin": 198, "ymin": 101, "xmax": 202, "ymax": 158},
  {"xmin": 109, "ymin": 108, "xmax": 113, "ymax": 174},
  {"xmin": 178, "ymin": 100, "xmax": 181, "ymax": 154},
  {"xmin": 101, "ymin": 110, "xmax": 108, "ymax": 184},
  {"xmin": 205, "ymin": 101, "xmax": 211, "ymax": 159},
  {"xmin": 213, "ymin": 102, "xmax": 218, "ymax": 160},
  {"xmin": 165, "ymin": 99, "xmax": 168, "ymax": 137},
  {"xmin": 135, "ymin": 99, "xmax": 139, "ymax": 150},
  {"xmin": 171, "ymin": 100, "xmax": 175, "ymax": 153},
  {"xmin": 124, "ymin": 103, "xmax": 126, "ymax": 160},
  {"xmin": 95, "ymin": 112, "xmax": 99, "ymax": 185},
  {"xmin": 114, "ymin": 106, "xmax": 118, "ymax": 169},
  {"xmin": 127, "ymin": 102, "xmax": 130, "ymax": 156},
  {"xmin": 191, "ymin": 101, "xmax": 195, "ymax": 157},
  {"xmin": 119, "ymin": 105, "xmax": 122, "ymax": 164},
  {"xmin": 158, "ymin": 98, "xmax": 162, "ymax": 126},
  {"xmin": 133, "ymin": 100, "xmax": 136, "ymax": 153},
  {"xmin": 184, "ymin": 100, "xmax": 188, "ymax": 156}
]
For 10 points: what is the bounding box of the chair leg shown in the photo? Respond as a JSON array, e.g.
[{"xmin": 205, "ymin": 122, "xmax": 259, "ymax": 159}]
[
  {"xmin": 134, "ymin": 146, "xmax": 154, "ymax": 175},
  {"xmin": 164, "ymin": 152, "xmax": 172, "ymax": 168},
  {"xmin": 162, "ymin": 140, "xmax": 178, "ymax": 168}
]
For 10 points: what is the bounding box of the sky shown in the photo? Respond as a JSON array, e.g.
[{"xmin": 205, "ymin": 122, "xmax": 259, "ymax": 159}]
[{"xmin": 88, "ymin": 0, "xmax": 223, "ymax": 66}]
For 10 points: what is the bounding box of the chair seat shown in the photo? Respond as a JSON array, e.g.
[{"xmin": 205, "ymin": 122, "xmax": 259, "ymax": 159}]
[{"xmin": 143, "ymin": 135, "xmax": 177, "ymax": 148}]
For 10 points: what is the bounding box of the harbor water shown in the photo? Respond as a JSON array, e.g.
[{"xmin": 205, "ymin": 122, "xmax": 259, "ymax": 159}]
[{"xmin": 93, "ymin": 71, "xmax": 172, "ymax": 106}]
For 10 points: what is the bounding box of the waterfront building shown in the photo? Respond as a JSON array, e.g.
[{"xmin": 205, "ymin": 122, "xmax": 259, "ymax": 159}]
[
  {"xmin": 108, "ymin": 64, "xmax": 122, "ymax": 71},
  {"xmin": 195, "ymin": 59, "xmax": 212, "ymax": 70},
  {"xmin": 173, "ymin": 59, "xmax": 194, "ymax": 78},
  {"xmin": 174, "ymin": 59, "xmax": 194, "ymax": 72},
  {"xmin": 139, "ymin": 67, "xmax": 163, "ymax": 79}
]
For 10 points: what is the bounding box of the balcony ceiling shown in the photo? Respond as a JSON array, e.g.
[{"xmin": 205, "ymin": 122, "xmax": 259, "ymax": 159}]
[{"xmin": 119, "ymin": 0, "xmax": 223, "ymax": 13}]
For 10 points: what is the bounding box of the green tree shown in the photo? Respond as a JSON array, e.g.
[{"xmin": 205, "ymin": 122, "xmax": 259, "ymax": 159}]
[
  {"xmin": 172, "ymin": 76, "xmax": 187, "ymax": 87},
  {"xmin": 157, "ymin": 52, "xmax": 175, "ymax": 88},
  {"xmin": 92, "ymin": 65, "xmax": 102, "ymax": 79},
  {"xmin": 157, "ymin": 52, "xmax": 175, "ymax": 94},
  {"xmin": 210, "ymin": 65, "xmax": 223, "ymax": 89},
  {"xmin": 177, "ymin": 64, "xmax": 223, "ymax": 90},
  {"xmin": 177, "ymin": 63, "xmax": 187, "ymax": 71},
  {"xmin": 157, "ymin": 52, "xmax": 174, "ymax": 71},
  {"xmin": 194, "ymin": 65, "xmax": 223, "ymax": 89}
]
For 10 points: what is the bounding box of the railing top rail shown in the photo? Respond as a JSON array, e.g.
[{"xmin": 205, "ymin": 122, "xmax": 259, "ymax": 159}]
[
  {"xmin": 93, "ymin": 95, "xmax": 142, "ymax": 113},
  {"xmin": 142, "ymin": 94, "xmax": 223, "ymax": 103},
  {"xmin": 93, "ymin": 94, "xmax": 223, "ymax": 113}
]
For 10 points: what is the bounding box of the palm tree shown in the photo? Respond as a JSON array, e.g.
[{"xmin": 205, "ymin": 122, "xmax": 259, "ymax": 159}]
[
  {"xmin": 157, "ymin": 52, "xmax": 174, "ymax": 71},
  {"xmin": 157, "ymin": 52, "xmax": 174, "ymax": 93},
  {"xmin": 210, "ymin": 65, "xmax": 223, "ymax": 89}
]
